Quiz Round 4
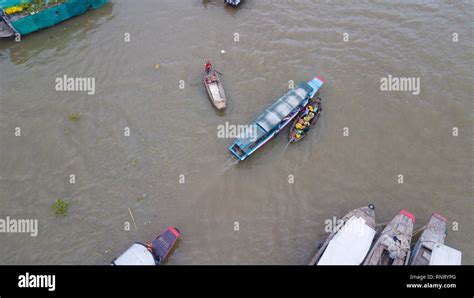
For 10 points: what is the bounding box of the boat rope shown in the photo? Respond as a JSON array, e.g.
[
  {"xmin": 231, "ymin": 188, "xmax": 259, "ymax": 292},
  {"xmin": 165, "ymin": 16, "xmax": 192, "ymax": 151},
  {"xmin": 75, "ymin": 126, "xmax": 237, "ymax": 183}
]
[
  {"xmin": 411, "ymin": 226, "xmax": 426, "ymax": 237},
  {"xmin": 374, "ymin": 222, "xmax": 426, "ymax": 237},
  {"xmin": 313, "ymin": 223, "xmax": 427, "ymax": 243}
]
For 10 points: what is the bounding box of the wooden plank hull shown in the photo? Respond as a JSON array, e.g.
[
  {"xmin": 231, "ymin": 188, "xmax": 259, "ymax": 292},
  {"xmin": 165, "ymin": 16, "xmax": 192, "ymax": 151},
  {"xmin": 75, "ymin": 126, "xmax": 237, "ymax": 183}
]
[
  {"xmin": 0, "ymin": 15, "xmax": 17, "ymax": 38},
  {"xmin": 204, "ymin": 69, "xmax": 226, "ymax": 111},
  {"xmin": 409, "ymin": 213, "xmax": 447, "ymax": 265},
  {"xmin": 363, "ymin": 210, "xmax": 415, "ymax": 265}
]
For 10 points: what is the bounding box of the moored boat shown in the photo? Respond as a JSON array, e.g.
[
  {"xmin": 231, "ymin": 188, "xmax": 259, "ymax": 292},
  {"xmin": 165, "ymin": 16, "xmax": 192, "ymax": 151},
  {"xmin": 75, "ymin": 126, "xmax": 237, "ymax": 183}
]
[
  {"xmin": 364, "ymin": 210, "xmax": 415, "ymax": 265},
  {"xmin": 204, "ymin": 60, "xmax": 226, "ymax": 111},
  {"xmin": 0, "ymin": 0, "xmax": 108, "ymax": 38},
  {"xmin": 409, "ymin": 213, "xmax": 461, "ymax": 265},
  {"xmin": 309, "ymin": 204, "xmax": 376, "ymax": 265},
  {"xmin": 224, "ymin": 0, "xmax": 241, "ymax": 7},
  {"xmin": 289, "ymin": 97, "xmax": 322, "ymax": 143},
  {"xmin": 112, "ymin": 226, "xmax": 180, "ymax": 265},
  {"xmin": 0, "ymin": 11, "xmax": 17, "ymax": 38},
  {"xmin": 229, "ymin": 76, "xmax": 324, "ymax": 160}
]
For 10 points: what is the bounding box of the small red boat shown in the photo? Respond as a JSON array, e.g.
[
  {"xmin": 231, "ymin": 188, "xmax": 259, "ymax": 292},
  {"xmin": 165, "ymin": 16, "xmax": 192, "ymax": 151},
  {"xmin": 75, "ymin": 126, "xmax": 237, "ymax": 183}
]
[{"xmin": 112, "ymin": 226, "xmax": 180, "ymax": 265}]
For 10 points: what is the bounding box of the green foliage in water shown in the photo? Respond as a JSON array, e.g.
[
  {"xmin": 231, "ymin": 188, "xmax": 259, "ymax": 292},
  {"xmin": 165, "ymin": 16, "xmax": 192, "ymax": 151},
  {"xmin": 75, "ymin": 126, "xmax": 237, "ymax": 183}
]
[
  {"xmin": 69, "ymin": 112, "xmax": 80, "ymax": 123},
  {"xmin": 51, "ymin": 198, "xmax": 70, "ymax": 216}
]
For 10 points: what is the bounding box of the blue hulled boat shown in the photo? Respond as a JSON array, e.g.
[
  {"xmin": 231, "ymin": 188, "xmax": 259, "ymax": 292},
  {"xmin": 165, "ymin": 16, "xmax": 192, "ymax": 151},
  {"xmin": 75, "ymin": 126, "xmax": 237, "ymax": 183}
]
[
  {"xmin": 229, "ymin": 76, "xmax": 324, "ymax": 161},
  {"xmin": 0, "ymin": 0, "xmax": 108, "ymax": 38}
]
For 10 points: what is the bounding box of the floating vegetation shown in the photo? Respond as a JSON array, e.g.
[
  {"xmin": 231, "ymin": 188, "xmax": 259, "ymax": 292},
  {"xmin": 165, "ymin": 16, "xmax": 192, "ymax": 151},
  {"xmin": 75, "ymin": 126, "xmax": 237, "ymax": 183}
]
[
  {"xmin": 51, "ymin": 198, "xmax": 70, "ymax": 216},
  {"xmin": 131, "ymin": 157, "xmax": 139, "ymax": 166},
  {"xmin": 69, "ymin": 112, "xmax": 80, "ymax": 123},
  {"xmin": 136, "ymin": 193, "xmax": 146, "ymax": 202}
]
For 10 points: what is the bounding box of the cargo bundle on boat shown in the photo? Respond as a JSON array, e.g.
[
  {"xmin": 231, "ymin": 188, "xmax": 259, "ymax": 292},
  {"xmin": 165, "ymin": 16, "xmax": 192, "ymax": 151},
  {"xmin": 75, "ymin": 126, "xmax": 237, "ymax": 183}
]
[
  {"xmin": 364, "ymin": 209, "xmax": 415, "ymax": 265},
  {"xmin": 112, "ymin": 226, "xmax": 180, "ymax": 265},
  {"xmin": 0, "ymin": 0, "xmax": 108, "ymax": 38},
  {"xmin": 229, "ymin": 76, "xmax": 324, "ymax": 160},
  {"xmin": 409, "ymin": 213, "xmax": 462, "ymax": 265},
  {"xmin": 289, "ymin": 97, "xmax": 322, "ymax": 143},
  {"xmin": 309, "ymin": 204, "xmax": 376, "ymax": 265}
]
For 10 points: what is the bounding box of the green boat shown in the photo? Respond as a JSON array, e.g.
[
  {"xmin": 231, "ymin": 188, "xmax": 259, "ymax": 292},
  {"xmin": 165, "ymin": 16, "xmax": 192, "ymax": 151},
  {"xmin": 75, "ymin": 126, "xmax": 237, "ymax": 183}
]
[{"xmin": 0, "ymin": 0, "xmax": 108, "ymax": 38}]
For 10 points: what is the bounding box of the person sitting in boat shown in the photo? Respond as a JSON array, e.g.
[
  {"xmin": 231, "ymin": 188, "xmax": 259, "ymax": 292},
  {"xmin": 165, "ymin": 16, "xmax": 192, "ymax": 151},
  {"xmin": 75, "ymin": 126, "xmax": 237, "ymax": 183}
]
[
  {"xmin": 205, "ymin": 61, "xmax": 212, "ymax": 73},
  {"xmin": 206, "ymin": 75, "xmax": 218, "ymax": 84}
]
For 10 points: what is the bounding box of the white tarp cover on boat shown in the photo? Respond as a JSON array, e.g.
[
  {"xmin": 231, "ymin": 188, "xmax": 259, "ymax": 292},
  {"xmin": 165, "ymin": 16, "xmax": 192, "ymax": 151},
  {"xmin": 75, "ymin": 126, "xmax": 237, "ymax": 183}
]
[
  {"xmin": 318, "ymin": 216, "xmax": 376, "ymax": 265},
  {"xmin": 209, "ymin": 84, "xmax": 223, "ymax": 102},
  {"xmin": 255, "ymin": 84, "xmax": 311, "ymax": 132},
  {"xmin": 237, "ymin": 124, "xmax": 267, "ymax": 147},
  {"xmin": 430, "ymin": 244, "xmax": 462, "ymax": 265},
  {"xmin": 113, "ymin": 243, "xmax": 156, "ymax": 265}
]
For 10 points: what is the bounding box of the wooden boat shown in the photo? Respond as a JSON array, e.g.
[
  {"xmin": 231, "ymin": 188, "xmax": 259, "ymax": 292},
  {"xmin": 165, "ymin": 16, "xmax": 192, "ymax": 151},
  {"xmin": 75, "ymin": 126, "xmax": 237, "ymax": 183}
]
[
  {"xmin": 229, "ymin": 76, "xmax": 324, "ymax": 160},
  {"xmin": 409, "ymin": 213, "xmax": 461, "ymax": 265},
  {"xmin": 363, "ymin": 210, "xmax": 415, "ymax": 265},
  {"xmin": 0, "ymin": 14, "xmax": 17, "ymax": 38},
  {"xmin": 0, "ymin": 0, "xmax": 108, "ymax": 38},
  {"xmin": 204, "ymin": 61, "xmax": 226, "ymax": 111},
  {"xmin": 112, "ymin": 226, "xmax": 180, "ymax": 265},
  {"xmin": 309, "ymin": 204, "xmax": 376, "ymax": 265},
  {"xmin": 289, "ymin": 97, "xmax": 322, "ymax": 143}
]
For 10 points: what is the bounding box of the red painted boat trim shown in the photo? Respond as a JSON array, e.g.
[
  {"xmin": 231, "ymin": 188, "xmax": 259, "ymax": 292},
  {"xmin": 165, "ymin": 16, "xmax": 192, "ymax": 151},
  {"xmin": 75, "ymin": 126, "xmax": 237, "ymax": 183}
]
[
  {"xmin": 315, "ymin": 75, "xmax": 325, "ymax": 83},
  {"xmin": 400, "ymin": 209, "xmax": 415, "ymax": 223},
  {"xmin": 168, "ymin": 226, "xmax": 180, "ymax": 237},
  {"xmin": 432, "ymin": 213, "xmax": 447, "ymax": 222}
]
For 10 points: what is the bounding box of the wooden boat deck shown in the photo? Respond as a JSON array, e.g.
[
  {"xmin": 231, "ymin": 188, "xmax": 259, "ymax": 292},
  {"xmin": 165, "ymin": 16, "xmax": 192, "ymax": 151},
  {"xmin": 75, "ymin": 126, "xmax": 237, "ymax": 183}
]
[
  {"xmin": 204, "ymin": 69, "xmax": 226, "ymax": 110},
  {"xmin": 363, "ymin": 210, "xmax": 414, "ymax": 265},
  {"xmin": 410, "ymin": 213, "xmax": 447, "ymax": 265},
  {"xmin": 0, "ymin": 17, "xmax": 15, "ymax": 38}
]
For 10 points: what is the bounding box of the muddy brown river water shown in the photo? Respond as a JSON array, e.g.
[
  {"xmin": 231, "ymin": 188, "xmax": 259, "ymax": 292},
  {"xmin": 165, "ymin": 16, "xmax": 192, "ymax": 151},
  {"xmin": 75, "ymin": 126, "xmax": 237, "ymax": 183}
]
[{"xmin": 0, "ymin": 0, "xmax": 472, "ymax": 264}]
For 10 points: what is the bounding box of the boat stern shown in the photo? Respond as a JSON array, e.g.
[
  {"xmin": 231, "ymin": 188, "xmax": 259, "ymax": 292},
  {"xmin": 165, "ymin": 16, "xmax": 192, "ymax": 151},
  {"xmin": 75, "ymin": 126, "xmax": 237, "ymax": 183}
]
[
  {"xmin": 149, "ymin": 226, "xmax": 181, "ymax": 264},
  {"xmin": 229, "ymin": 141, "xmax": 247, "ymax": 161},
  {"xmin": 400, "ymin": 209, "xmax": 415, "ymax": 224},
  {"xmin": 215, "ymin": 101, "xmax": 226, "ymax": 111}
]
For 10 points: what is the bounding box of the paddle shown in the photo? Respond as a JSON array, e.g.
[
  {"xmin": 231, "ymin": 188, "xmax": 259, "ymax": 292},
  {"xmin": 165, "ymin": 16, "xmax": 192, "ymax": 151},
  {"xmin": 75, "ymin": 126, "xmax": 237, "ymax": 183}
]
[{"xmin": 214, "ymin": 69, "xmax": 224, "ymax": 76}]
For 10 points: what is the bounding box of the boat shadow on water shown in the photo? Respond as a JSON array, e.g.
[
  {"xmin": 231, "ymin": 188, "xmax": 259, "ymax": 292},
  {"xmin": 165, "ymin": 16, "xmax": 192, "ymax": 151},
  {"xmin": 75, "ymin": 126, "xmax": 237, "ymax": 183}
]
[{"xmin": 0, "ymin": 2, "xmax": 113, "ymax": 65}]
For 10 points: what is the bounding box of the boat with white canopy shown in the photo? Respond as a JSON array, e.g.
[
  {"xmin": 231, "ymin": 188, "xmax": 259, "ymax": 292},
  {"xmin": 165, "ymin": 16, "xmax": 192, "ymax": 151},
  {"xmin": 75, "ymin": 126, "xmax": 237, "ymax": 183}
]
[{"xmin": 309, "ymin": 204, "xmax": 376, "ymax": 265}]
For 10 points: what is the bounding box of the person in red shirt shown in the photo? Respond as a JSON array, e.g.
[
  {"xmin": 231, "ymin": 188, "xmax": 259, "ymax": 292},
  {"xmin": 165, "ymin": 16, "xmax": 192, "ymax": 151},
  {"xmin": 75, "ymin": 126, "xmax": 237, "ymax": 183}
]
[{"xmin": 205, "ymin": 61, "xmax": 212, "ymax": 73}]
